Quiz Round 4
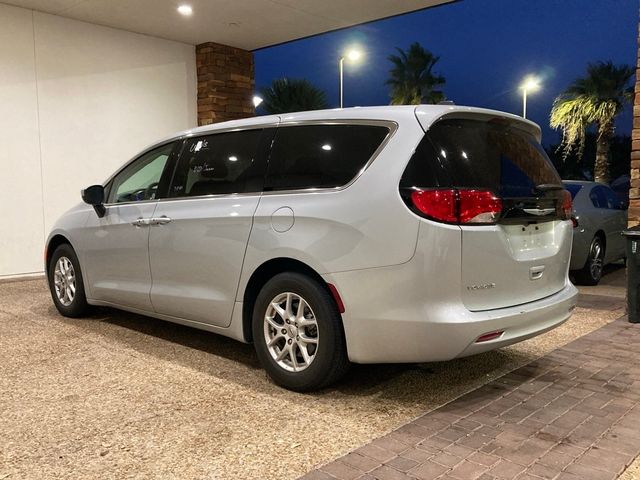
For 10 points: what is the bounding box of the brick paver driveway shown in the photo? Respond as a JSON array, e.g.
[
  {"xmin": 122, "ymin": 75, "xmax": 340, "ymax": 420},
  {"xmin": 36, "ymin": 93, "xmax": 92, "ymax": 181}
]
[{"xmin": 304, "ymin": 314, "xmax": 640, "ymax": 480}]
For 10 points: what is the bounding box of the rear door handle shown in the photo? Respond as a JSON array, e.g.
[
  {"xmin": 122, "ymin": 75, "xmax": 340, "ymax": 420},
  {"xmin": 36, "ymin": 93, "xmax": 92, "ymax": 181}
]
[
  {"xmin": 131, "ymin": 217, "xmax": 151, "ymax": 227},
  {"xmin": 150, "ymin": 216, "xmax": 172, "ymax": 225}
]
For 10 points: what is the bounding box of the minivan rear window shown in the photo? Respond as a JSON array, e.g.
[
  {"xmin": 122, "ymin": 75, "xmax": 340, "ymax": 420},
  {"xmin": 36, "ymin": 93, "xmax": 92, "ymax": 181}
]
[
  {"xmin": 265, "ymin": 124, "xmax": 390, "ymax": 191},
  {"xmin": 400, "ymin": 118, "xmax": 566, "ymax": 224},
  {"xmin": 401, "ymin": 118, "xmax": 561, "ymax": 197}
]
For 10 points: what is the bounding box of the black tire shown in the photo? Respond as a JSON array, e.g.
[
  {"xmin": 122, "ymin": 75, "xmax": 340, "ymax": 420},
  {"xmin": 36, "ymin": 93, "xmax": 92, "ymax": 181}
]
[
  {"xmin": 47, "ymin": 243, "xmax": 90, "ymax": 317},
  {"xmin": 252, "ymin": 272, "xmax": 350, "ymax": 392},
  {"xmin": 573, "ymin": 235, "xmax": 605, "ymax": 286}
]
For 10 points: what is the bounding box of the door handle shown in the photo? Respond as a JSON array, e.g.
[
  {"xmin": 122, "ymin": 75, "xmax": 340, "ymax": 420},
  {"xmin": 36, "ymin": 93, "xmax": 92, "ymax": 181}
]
[
  {"xmin": 131, "ymin": 217, "xmax": 151, "ymax": 227},
  {"xmin": 150, "ymin": 216, "xmax": 172, "ymax": 225}
]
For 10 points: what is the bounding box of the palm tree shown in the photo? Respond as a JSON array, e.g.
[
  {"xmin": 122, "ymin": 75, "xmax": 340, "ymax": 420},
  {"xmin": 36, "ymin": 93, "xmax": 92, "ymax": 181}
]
[
  {"xmin": 259, "ymin": 78, "xmax": 328, "ymax": 114},
  {"xmin": 386, "ymin": 42, "xmax": 446, "ymax": 105},
  {"xmin": 550, "ymin": 61, "xmax": 634, "ymax": 183}
]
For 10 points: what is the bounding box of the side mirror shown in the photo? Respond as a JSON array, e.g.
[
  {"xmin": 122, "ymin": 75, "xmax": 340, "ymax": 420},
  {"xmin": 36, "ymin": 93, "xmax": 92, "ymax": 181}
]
[{"xmin": 81, "ymin": 185, "xmax": 106, "ymax": 217}]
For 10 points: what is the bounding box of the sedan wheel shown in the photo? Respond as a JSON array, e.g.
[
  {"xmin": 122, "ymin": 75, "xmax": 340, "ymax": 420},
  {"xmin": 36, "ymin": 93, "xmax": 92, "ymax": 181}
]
[
  {"xmin": 588, "ymin": 239, "xmax": 604, "ymax": 281},
  {"xmin": 574, "ymin": 236, "xmax": 605, "ymax": 286}
]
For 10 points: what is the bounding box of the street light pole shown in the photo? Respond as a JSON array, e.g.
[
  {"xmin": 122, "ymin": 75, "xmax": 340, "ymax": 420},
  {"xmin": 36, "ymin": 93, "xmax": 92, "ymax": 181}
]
[
  {"xmin": 338, "ymin": 48, "xmax": 361, "ymax": 109},
  {"xmin": 520, "ymin": 76, "xmax": 540, "ymax": 119}
]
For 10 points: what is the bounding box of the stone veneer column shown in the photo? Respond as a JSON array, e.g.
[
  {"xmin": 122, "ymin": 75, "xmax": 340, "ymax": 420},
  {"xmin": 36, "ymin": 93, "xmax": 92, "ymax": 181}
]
[
  {"xmin": 630, "ymin": 24, "xmax": 640, "ymax": 226},
  {"xmin": 196, "ymin": 42, "xmax": 255, "ymax": 126}
]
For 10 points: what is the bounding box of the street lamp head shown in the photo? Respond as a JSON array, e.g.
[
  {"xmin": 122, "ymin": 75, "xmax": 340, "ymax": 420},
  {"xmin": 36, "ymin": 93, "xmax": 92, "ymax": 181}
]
[
  {"xmin": 521, "ymin": 76, "xmax": 541, "ymax": 92},
  {"xmin": 252, "ymin": 95, "xmax": 263, "ymax": 108},
  {"xmin": 345, "ymin": 49, "xmax": 362, "ymax": 62}
]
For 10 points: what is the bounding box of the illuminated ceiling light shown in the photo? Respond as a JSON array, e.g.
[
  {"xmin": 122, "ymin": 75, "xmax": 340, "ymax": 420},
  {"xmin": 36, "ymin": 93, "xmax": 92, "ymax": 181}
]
[
  {"xmin": 177, "ymin": 5, "xmax": 193, "ymax": 16},
  {"xmin": 321, "ymin": 144, "xmax": 332, "ymax": 151}
]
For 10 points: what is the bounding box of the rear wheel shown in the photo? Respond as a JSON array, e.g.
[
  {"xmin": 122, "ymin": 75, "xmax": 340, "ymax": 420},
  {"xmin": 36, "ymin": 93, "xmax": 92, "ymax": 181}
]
[
  {"xmin": 48, "ymin": 244, "xmax": 90, "ymax": 317},
  {"xmin": 574, "ymin": 235, "xmax": 605, "ymax": 285},
  {"xmin": 252, "ymin": 272, "xmax": 349, "ymax": 391}
]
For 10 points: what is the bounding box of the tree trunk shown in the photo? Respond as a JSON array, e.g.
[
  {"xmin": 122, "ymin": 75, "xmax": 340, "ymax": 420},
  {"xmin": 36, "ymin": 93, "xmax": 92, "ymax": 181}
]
[{"xmin": 594, "ymin": 121, "xmax": 613, "ymax": 183}]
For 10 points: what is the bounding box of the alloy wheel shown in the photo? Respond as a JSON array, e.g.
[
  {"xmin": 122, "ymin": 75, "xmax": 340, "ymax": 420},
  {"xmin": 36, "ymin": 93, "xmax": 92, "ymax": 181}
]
[
  {"xmin": 263, "ymin": 292, "xmax": 319, "ymax": 372},
  {"xmin": 589, "ymin": 239, "xmax": 604, "ymax": 280},
  {"xmin": 53, "ymin": 256, "xmax": 76, "ymax": 307}
]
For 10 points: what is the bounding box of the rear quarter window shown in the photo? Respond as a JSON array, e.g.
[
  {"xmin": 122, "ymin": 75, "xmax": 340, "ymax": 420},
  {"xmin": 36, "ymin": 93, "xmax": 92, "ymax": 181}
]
[{"xmin": 264, "ymin": 124, "xmax": 390, "ymax": 191}]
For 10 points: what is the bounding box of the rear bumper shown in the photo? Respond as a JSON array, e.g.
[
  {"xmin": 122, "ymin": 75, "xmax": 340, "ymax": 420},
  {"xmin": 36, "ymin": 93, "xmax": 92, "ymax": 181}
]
[
  {"xmin": 452, "ymin": 283, "xmax": 578, "ymax": 359},
  {"xmin": 325, "ymin": 257, "xmax": 578, "ymax": 363}
]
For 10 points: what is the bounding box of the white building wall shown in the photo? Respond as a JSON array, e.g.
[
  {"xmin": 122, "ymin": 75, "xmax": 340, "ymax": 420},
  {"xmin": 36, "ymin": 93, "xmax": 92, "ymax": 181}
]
[{"xmin": 0, "ymin": 4, "xmax": 197, "ymax": 277}]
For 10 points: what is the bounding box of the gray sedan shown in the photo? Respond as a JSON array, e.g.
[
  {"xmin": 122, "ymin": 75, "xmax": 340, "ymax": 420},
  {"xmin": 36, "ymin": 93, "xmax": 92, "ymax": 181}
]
[{"xmin": 564, "ymin": 180, "xmax": 627, "ymax": 285}]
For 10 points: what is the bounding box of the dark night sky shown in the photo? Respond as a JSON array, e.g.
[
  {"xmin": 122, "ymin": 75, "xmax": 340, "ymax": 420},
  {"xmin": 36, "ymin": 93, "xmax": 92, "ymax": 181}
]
[{"xmin": 255, "ymin": 0, "xmax": 638, "ymax": 146}]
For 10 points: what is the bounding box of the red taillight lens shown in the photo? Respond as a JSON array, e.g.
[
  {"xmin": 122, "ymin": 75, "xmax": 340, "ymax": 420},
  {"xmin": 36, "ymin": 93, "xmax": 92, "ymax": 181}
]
[
  {"xmin": 411, "ymin": 189, "xmax": 457, "ymax": 223},
  {"xmin": 410, "ymin": 188, "xmax": 502, "ymax": 225},
  {"xmin": 458, "ymin": 190, "xmax": 503, "ymax": 224},
  {"xmin": 559, "ymin": 190, "xmax": 572, "ymax": 221}
]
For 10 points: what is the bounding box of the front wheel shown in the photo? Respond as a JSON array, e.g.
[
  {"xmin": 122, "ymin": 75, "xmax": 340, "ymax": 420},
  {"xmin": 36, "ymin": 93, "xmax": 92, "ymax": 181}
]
[
  {"xmin": 48, "ymin": 244, "xmax": 90, "ymax": 317},
  {"xmin": 252, "ymin": 272, "xmax": 350, "ymax": 391},
  {"xmin": 574, "ymin": 236, "xmax": 605, "ymax": 286}
]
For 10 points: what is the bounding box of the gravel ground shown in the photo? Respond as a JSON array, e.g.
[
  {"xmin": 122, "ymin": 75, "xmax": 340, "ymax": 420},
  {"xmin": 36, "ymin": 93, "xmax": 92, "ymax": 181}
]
[
  {"xmin": 0, "ymin": 271, "xmax": 625, "ymax": 480},
  {"xmin": 622, "ymin": 458, "xmax": 640, "ymax": 480}
]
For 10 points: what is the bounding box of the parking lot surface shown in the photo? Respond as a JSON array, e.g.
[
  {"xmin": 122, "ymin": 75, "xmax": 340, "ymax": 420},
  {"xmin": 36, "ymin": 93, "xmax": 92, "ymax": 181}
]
[{"xmin": 0, "ymin": 268, "xmax": 626, "ymax": 479}]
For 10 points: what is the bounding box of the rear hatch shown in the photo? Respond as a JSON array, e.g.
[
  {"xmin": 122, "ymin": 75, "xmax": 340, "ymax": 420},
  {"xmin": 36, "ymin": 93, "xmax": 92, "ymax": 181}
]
[{"xmin": 401, "ymin": 114, "xmax": 572, "ymax": 311}]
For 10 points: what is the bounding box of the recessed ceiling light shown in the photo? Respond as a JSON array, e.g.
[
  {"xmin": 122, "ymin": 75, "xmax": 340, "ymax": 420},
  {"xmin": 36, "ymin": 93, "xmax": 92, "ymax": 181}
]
[{"xmin": 177, "ymin": 5, "xmax": 193, "ymax": 16}]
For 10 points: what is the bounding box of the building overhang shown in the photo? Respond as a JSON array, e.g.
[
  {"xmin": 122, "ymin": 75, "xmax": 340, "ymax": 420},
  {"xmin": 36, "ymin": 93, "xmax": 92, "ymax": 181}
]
[{"xmin": 3, "ymin": 0, "xmax": 454, "ymax": 49}]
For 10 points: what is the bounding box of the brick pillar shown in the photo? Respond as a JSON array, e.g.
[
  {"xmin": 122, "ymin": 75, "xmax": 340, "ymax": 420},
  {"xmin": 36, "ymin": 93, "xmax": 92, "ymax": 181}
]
[
  {"xmin": 196, "ymin": 42, "xmax": 254, "ymax": 126},
  {"xmin": 630, "ymin": 24, "xmax": 640, "ymax": 226}
]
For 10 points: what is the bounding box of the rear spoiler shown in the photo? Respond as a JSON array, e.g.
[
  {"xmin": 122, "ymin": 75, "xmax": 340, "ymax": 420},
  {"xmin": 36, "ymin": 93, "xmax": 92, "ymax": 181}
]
[{"xmin": 414, "ymin": 105, "xmax": 542, "ymax": 143}]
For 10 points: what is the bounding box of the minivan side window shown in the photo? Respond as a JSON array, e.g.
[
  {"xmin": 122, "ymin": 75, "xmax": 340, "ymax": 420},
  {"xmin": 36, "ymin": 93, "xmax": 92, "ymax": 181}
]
[
  {"xmin": 265, "ymin": 124, "xmax": 390, "ymax": 191},
  {"xmin": 169, "ymin": 129, "xmax": 264, "ymax": 197},
  {"xmin": 108, "ymin": 143, "xmax": 174, "ymax": 203}
]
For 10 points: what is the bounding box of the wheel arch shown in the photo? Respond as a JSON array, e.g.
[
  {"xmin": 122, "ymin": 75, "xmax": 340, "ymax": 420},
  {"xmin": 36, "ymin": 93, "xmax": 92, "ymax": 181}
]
[
  {"xmin": 241, "ymin": 257, "xmax": 343, "ymax": 343},
  {"xmin": 45, "ymin": 234, "xmax": 73, "ymax": 273}
]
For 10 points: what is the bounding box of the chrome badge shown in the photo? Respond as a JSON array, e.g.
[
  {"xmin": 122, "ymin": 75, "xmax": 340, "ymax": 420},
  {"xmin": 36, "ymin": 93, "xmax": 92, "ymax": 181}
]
[{"xmin": 466, "ymin": 282, "xmax": 496, "ymax": 291}]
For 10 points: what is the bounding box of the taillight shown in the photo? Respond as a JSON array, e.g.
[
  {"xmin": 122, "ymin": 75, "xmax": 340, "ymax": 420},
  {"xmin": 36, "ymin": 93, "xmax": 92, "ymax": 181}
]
[
  {"xmin": 410, "ymin": 188, "xmax": 502, "ymax": 225},
  {"xmin": 558, "ymin": 190, "xmax": 573, "ymax": 221},
  {"xmin": 571, "ymin": 216, "xmax": 579, "ymax": 228}
]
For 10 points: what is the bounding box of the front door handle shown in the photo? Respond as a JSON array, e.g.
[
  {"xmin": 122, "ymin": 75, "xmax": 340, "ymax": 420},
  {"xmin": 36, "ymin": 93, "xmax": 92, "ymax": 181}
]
[
  {"xmin": 132, "ymin": 217, "xmax": 151, "ymax": 227},
  {"xmin": 150, "ymin": 216, "xmax": 172, "ymax": 225}
]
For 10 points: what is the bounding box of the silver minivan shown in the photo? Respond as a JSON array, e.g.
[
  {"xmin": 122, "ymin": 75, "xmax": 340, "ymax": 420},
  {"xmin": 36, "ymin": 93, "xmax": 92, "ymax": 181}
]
[{"xmin": 46, "ymin": 106, "xmax": 578, "ymax": 391}]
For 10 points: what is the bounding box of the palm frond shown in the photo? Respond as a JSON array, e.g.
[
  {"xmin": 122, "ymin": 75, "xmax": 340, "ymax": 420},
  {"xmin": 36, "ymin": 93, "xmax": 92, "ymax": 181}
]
[{"xmin": 259, "ymin": 78, "xmax": 328, "ymax": 114}]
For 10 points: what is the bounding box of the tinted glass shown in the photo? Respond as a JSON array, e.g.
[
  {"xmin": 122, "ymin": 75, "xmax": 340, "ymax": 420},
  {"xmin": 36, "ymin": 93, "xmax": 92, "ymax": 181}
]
[
  {"xmin": 563, "ymin": 183, "xmax": 583, "ymax": 200},
  {"xmin": 109, "ymin": 143, "xmax": 174, "ymax": 203},
  {"xmin": 170, "ymin": 129, "xmax": 264, "ymax": 197},
  {"xmin": 590, "ymin": 186, "xmax": 608, "ymax": 209},
  {"xmin": 402, "ymin": 118, "xmax": 561, "ymax": 198},
  {"xmin": 603, "ymin": 186, "xmax": 621, "ymax": 209},
  {"xmin": 265, "ymin": 124, "xmax": 389, "ymax": 190}
]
